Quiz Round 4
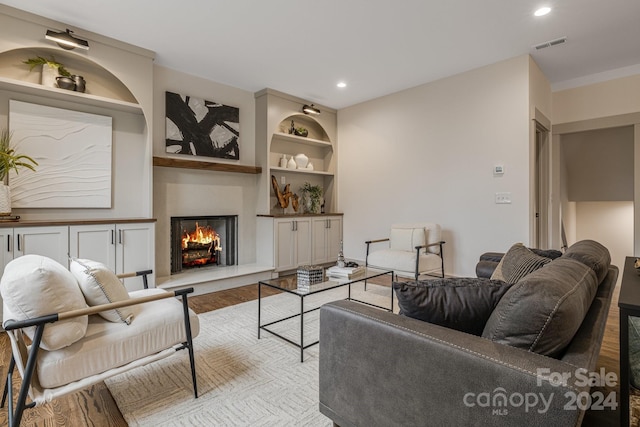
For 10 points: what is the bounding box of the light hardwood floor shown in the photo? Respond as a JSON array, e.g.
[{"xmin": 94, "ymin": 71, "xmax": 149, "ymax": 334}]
[{"xmin": 0, "ymin": 282, "xmax": 623, "ymax": 426}]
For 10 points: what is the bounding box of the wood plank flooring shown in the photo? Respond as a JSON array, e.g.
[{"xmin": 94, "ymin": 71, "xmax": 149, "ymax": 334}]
[{"xmin": 0, "ymin": 281, "xmax": 624, "ymax": 426}]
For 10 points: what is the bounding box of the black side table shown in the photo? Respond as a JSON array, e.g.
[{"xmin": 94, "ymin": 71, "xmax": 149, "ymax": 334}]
[{"xmin": 619, "ymin": 256, "xmax": 640, "ymax": 426}]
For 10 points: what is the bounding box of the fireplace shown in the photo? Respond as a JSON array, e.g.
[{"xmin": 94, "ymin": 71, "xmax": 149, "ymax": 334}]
[{"xmin": 171, "ymin": 215, "xmax": 238, "ymax": 274}]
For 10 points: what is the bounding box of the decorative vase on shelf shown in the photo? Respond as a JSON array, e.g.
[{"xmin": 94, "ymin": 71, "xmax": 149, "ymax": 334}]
[
  {"xmin": 287, "ymin": 156, "xmax": 297, "ymax": 169},
  {"xmin": 279, "ymin": 154, "xmax": 288, "ymax": 168},
  {"xmin": 73, "ymin": 75, "xmax": 86, "ymax": 93},
  {"xmin": 41, "ymin": 64, "xmax": 59, "ymax": 88},
  {"xmin": 0, "ymin": 184, "xmax": 10, "ymax": 216},
  {"xmin": 294, "ymin": 153, "xmax": 308, "ymax": 169}
]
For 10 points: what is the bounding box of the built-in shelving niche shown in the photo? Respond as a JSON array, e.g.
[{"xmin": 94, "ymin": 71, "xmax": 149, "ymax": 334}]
[
  {"xmin": 0, "ymin": 47, "xmax": 140, "ymax": 113},
  {"xmin": 268, "ymin": 113, "xmax": 335, "ymax": 214}
]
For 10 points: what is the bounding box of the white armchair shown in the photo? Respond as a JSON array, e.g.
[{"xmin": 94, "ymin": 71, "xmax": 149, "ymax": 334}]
[
  {"xmin": 365, "ymin": 222, "xmax": 445, "ymax": 279},
  {"xmin": 0, "ymin": 255, "xmax": 199, "ymax": 427}
]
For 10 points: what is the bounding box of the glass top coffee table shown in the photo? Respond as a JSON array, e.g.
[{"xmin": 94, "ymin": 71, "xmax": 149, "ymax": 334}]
[{"xmin": 258, "ymin": 267, "xmax": 394, "ymax": 362}]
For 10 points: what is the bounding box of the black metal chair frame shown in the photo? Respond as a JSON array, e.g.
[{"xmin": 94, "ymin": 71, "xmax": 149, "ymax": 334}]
[
  {"xmin": 0, "ymin": 271, "xmax": 197, "ymax": 427},
  {"xmin": 365, "ymin": 239, "xmax": 446, "ymax": 280}
]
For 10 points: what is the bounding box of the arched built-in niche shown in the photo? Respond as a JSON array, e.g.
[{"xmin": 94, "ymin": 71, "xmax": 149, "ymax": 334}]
[
  {"xmin": 0, "ymin": 47, "xmax": 140, "ymax": 109},
  {"xmin": 0, "ymin": 46, "xmax": 153, "ymax": 219}
]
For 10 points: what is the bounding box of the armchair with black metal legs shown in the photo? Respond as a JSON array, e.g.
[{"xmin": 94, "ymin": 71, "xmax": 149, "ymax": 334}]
[
  {"xmin": 365, "ymin": 222, "xmax": 445, "ymax": 281},
  {"xmin": 0, "ymin": 256, "xmax": 199, "ymax": 427}
]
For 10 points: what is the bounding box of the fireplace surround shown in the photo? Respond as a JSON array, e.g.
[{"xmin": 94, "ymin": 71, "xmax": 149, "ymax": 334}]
[{"xmin": 170, "ymin": 215, "xmax": 237, "ymax": 274}]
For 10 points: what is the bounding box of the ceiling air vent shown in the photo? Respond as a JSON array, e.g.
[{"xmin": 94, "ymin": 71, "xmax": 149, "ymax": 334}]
[{"xmin": 534, "ymin": 36, "xmax": 567, "ymax": 50}]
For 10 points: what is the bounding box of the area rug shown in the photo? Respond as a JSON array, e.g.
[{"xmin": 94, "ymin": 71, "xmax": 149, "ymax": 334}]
[{"xmin": 105, "ymin": 282, "xmax": 395, "ymax": 426}]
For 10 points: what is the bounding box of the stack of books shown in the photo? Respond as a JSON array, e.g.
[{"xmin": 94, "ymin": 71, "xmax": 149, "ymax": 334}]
[{"xmin": 326, "ymin": 265, "xmax": 365, "ymax": 279}]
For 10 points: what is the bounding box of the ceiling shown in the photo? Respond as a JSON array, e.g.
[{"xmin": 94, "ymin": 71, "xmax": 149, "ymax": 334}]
[{"xmin": 2, "ymin": 0, "xmax": 640, "ymax": 109}]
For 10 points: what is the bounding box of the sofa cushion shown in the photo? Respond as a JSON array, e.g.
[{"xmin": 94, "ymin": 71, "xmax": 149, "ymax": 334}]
[
  {"xmin": 482, "ymin": 257, "xmax": 600, "ymax": 357},
  {"xmin": 393, "ymin": 278, "xmax": 513, "ymax": 335},
  {"xmin": 36, "ymin": 288, "xmax": 200, "ymax": 389},
  {"xmin": 1, "ymin": 255, "xmax": 88, "ymax": 351},
  {"xmin": 490, "ymin": 243, "xmax": 551, "ymax": 283},
  {"xmin": 562, "ymin": 240, "xmax": 611, "ymax": 284},
  {"xmin": 389, "ymin": 227, "xmax": 426, "ymax": 252},
  {"xmin": 70, "ymin": 258, "xmax": 135, "ymax": 324}
]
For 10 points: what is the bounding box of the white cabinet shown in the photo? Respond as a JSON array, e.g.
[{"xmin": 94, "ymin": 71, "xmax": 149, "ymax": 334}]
[
  {"xmin": 0, "ymin": 226, "xmax": 69, "ymax": 275},
  {"xmin": 69, "ymin": 224, "xmax": 116, "ymax": 270},
  {"xmin": 0, "ymin": 228, "xmax": 13, "ymax": 275},
  {"xmin": 311, "ymin": 216, "xmax": 343, "ymax": 265},
  {"xmin": 69, "ymin": 222, "xmax": 155, "ymax": 291},
  {"xmin": 257, "ymin": 215, "xmax": 342, "ymax": 273},
  {"xmin": 0, "ymin": 225, "xmax": 69, "ymax": 328},
  {"xmin": 14, "ymin": 226, "xmax": 70, "ymax": 268},
  {"xmin": 274, "ymin": 218, "xmax": 311, "ymax": 272}
]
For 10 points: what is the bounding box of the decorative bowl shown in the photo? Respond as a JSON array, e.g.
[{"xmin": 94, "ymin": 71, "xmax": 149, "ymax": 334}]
[{"xmin": 56, "ymin": 76, "xmax": 75, "ymax": 90}]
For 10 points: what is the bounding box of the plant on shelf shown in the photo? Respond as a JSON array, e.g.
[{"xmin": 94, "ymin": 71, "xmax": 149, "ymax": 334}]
[
  {"xmin": 23, "ymin": 56, "xmax": 72, "ymax": 76},
  {"xmin": 0, "ymin": 129, "xmax": 38, "ymax": 215},
  {"xmin": 295, "ymin": 126, "xmax": 309, "ymax": 137},
  {"xmin": 300, "ymin": 182, "xmax": 322, "ymax": 214},
  {"xmin": 23, "ymin": 55, "xmax": 72, "ymax": 87}
]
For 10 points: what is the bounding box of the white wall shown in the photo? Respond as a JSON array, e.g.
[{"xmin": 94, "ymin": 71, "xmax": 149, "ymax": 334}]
[
  {"xmin": 561, "ymin": 126, "xmax": 634, "ymax": 201},
  {"xmin": 575, "ymin": 201, "xmax": 633, "ymax": 275},
  {"xmin": 153, "ymin": 65, "xmax": 258, "ymax": 278},
  {"xmin": 338, "ymin": 55, "xmax": 532, "ymax": 277},
  {"xmin": 552, "ymin": 73, "xmax": 640, "ymax": 254}
]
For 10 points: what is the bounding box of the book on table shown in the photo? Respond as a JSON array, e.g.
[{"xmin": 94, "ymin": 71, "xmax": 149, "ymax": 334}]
[{"xmin": 327, "ymin": 265, "xmax": 365, "ymax": 279}]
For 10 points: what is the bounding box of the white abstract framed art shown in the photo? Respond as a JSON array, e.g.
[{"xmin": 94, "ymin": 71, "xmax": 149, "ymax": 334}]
[{"xmin": 8, "ymin": 100, "xmax": 113, "ymax": 208}]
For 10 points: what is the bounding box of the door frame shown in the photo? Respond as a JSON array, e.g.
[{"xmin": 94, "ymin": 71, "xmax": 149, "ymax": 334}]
[
  {"xmin": 551, "ymin": 112, "xmax": 640, "ymax": 254},
  {"xmin": 530, "ymin": 108, "xmax": 551, "ymax": 249}
]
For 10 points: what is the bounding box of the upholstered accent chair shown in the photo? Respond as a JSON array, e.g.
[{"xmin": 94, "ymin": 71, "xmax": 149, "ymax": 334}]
[
  {"xmin": 365, "ymin": 222, "xmax": 445, "ymax": 279},
  {"xmin": 0, "ymin": 255, "xmax": 199, "ymax": 427}
]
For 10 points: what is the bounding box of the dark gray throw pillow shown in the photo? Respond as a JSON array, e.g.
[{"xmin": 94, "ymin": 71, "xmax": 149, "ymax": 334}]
[{"xmin": 393, "ymin": 278, "xmax": 513, "ymax": 336}]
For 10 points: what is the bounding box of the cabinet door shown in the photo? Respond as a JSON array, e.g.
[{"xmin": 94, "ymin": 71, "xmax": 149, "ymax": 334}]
[
  {"xmin": 326, "ymin": 217, "xmax": 343, "ymax": 264},
  {"xmin": 0, "ymin": 229, "xmax": 14, "ymax": 275},
  {"xmin": 275, "ymin": 219, "xmax": 296, "ymax": 271},
  {"xmin": 294, "ymin": 218, "xmax": 312, "ymax": 267},
  {"xmin": 311, "ymin": 217, "xmax": 329, "ymax": 264},
  {"xmin": 116, "ymin": 223, "xmax": 155, "ymax": 291},
  {"xmin": 15, "ymin": 226, "xmax": 69, "ymax": 268},
  {"xmin": 311, "ymin": 217, "xmax": 343, "ymax": 265},
  {"xmin": 69, "ymin": 224, "xmax": 117, "ymax": 271}
]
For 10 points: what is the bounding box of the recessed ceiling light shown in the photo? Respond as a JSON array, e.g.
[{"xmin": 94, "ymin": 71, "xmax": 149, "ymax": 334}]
[
  {"xmin": 534, "ymin": 7, "xmax": 551, "ymax": 17},
  {"xmin": 337, "ymin": 82, "xmax": 347, "ymax": 88}
]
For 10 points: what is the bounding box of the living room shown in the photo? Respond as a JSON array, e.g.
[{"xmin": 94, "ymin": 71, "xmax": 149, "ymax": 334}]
[{"xmin": 0, "ymin": 1, "xmax": 639, "ymax": 426}]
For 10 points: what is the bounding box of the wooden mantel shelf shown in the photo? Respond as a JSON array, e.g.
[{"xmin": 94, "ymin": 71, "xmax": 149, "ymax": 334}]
[{"xmin": 153, "ymin": 157, "xmax": 262, "ymax": 174}]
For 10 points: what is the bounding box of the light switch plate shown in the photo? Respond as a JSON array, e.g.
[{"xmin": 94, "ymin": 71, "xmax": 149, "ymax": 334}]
[{"xmin": 495, "ymin": 192, "xmax": 511, "ymax": 204}]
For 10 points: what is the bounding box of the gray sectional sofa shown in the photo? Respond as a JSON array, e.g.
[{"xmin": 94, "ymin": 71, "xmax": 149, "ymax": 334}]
[{"xmin": 318, "ymin": 240, "xmax": 617, "ymax": 426}]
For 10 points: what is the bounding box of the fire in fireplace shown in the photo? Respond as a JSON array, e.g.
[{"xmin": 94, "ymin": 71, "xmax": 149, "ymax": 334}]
[
  {"xmin": 181, "ymin": 222, "xmax": 221, "ymax": 268},
  {"xmin": 171, "ymin": 215, "xmax": 237, "ymax": 274}
]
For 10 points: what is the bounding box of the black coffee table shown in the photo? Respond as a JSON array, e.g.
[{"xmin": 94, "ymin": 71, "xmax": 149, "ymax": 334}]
[{"xmin": 258, "ymin": 267, "xmax": 393, "ymax": 362}]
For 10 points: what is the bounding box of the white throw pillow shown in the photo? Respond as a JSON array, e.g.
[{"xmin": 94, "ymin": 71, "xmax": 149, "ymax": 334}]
[
  {"xmin": 0, "ymin": 255, "xmax": 88, "ymax": 351},
  {"xmin": 389, "ymin": 228, "xmax": 427, "ymax": 252},
  {"xmin": 70, "ymin": 258, "xmax": 134, "ymax": 324}
]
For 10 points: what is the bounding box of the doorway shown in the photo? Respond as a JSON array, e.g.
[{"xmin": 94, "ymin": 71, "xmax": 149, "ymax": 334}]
[{"xmin": 552, "ymin": 121, "xmax": 636, "ymax": 272}]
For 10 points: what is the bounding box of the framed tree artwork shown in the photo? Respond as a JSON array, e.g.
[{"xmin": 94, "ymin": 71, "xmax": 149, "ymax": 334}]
[{"xmin": 165, "ymin": 91, "xmax": 240, "ymax": 160}]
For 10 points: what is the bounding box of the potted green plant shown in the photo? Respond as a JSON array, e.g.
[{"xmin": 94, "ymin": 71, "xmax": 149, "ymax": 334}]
[
  {"xmin": 23, "ymin": 55, "xmax": 71, "ymax": 87},
  {"xmin": 0, "ymin": 129, "xmax": 38, "ymax": 215},
  {"xmin": 300, "ymin": 182, "xmax": 322, "ymax": 214}
]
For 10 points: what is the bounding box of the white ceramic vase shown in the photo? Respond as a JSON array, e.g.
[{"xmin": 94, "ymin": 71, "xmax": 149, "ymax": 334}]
[
  {"xmin": 287, "ymin": 156, "xmax": 297, "ymax": 169},
  {"xmin": 41, "ymin": 64, "xmax": 59, "ymax": 88},
  {"xmin": 0, "ymin": 184, "xmax": 11, "ymax": 216},
  {"xmin": 294, "ymin": 153, "xmax": 309, "ymax": 169}
]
